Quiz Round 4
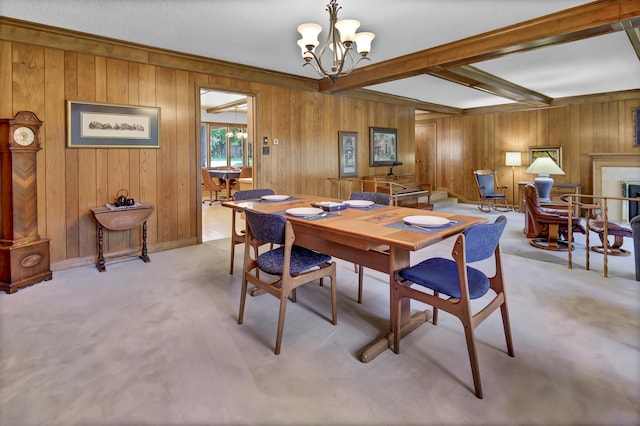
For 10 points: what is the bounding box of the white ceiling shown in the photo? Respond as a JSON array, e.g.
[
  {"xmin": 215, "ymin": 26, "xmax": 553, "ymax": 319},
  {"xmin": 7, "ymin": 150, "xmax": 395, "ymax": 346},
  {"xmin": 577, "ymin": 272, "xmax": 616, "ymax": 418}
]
[{"xmin": 2, "ymin": 0, "xmax": 639, "ymax": 111}]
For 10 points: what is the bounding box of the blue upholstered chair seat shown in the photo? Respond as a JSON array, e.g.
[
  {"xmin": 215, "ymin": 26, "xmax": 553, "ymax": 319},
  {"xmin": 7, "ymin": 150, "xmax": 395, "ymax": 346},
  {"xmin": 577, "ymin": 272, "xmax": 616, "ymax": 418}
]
[
  {"xmin": 399, "ymin": 258, "xmax": 490, "ymax": 299},
  {"xmin": 257, "ymin": 246, "xmax": 331, "ymax": 276}
]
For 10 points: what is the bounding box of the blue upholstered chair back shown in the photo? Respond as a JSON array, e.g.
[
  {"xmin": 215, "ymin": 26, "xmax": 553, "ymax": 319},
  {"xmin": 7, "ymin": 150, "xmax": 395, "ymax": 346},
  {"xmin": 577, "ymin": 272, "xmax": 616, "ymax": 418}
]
[
  {"xmin": 464, "ymin": 215, "xmax": 507, "ymax": 262},
  {"xmin": 475, "ymin": 174, "xmax": 497, "ymax": 197},
  {"xmin": 234, "ymin": 188, "xmax": 275, "ymax": 201},
  {"xmin": 350, "ymin": 191, "xmax": 392, "ymax": 205},
  {"xmin": 245, "ymin": 209, "xmax": 286, "ymax": 245}
]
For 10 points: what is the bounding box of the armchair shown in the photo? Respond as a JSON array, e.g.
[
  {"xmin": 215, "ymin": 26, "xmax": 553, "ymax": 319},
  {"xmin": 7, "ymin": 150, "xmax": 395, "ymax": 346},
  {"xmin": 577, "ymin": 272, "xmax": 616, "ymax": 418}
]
[
  {"xmin": 524, "ymin": 183, "xmax": 584, "ymax": 250},
  {"xmin": 239, "ymin": 209, "xmax": 337, "ymax": 354},
  {"xmin": 391, "ymin": 216, "xmax": 513, "ymax": 398},
  {"xmin": 473, "ymin": 169, "xmax": 509, "ymax": 212},
  {"xmin": 228, "ymin": 188, "xmax": 275, "ymax": 274},
  {"xmin": 631, "ymin": 215, "xmax": 640, "ymax": 281}
]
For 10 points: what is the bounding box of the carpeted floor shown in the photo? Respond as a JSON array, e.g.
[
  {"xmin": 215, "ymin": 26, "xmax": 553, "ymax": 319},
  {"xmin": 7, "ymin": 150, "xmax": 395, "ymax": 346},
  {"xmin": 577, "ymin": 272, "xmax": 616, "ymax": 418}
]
[{"xmin": 0, "ymin": 204, "xmax": 638, "ymax": 425}]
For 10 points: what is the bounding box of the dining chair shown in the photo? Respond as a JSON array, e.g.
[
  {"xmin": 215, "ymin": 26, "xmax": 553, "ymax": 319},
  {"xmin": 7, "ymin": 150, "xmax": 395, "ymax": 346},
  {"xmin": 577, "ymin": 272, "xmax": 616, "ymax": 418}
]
[
  {"xmin": 201, "ymin": 167, "xmax": 226, "ymax": 205},
  {"xmin": 349, "ymin": 191, "xmax": 392, "ymax": 303},
  {"xmin": 391, "ymin": 215, "xmax": 514, "ymax": 399},
  {"xmin": 473, "ymin": 169, "xmax": 509, "ymax": 212},
  {"xmin": 239, "ymin": 209, "xmax": 337, "ymax": 354},
  {"xmin": 228, "ymin": 188, "xmax": 275, "ymax": 274}
]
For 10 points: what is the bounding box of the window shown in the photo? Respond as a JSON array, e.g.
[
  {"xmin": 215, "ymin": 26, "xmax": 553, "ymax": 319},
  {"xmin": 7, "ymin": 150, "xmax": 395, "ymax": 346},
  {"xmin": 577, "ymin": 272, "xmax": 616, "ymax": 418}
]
[{"xmin": 202, "ymin": 123, "xmax": 251, "ymax": 168}]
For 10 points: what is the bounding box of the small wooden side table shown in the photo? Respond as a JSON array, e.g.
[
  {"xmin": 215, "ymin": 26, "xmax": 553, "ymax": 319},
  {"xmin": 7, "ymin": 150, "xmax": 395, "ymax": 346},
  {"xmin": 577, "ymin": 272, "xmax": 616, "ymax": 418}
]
[{"xmin": 90, "ymin": 204, "xmax": 154, "ymax": 272}]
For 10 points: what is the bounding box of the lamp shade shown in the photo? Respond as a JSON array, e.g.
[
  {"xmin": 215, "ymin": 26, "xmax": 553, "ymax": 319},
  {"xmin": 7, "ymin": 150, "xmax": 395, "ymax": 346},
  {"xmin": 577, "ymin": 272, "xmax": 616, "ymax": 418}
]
[
  {"xmin": 525, "ymin": 157, "xmax": 565, "ymax": 202},
  {"xmin": 525, "ymin": 157, "xmax": 565, "ymax": 176},
  {"xmin": 505, "ymin": 152, "xmax": 521, "ymax": 167}
]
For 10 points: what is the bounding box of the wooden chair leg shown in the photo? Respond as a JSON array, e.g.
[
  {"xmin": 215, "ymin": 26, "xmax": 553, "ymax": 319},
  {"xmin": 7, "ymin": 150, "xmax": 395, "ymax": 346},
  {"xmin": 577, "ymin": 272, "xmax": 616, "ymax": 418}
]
[
  {"xmin": 238, "ymin": 276, "xmax": 248, "ymax": 324},
  {"xmin": 330, "ymin": 269, "xmax": 338, "ymax": 325},
  {"xmin": 500, "ymin": 303, "xmax": 515, "ymax": 357},
  {"xmin": 463, "ymin": 323, "xmax": 483, "ymax": 399},
  {"xmin": 274, "ymin": 293, "xmax": 288, "ymax": 355},
  {"xmin": 432, "ymin": 291, "xmax": 439, "ymax": 325}
]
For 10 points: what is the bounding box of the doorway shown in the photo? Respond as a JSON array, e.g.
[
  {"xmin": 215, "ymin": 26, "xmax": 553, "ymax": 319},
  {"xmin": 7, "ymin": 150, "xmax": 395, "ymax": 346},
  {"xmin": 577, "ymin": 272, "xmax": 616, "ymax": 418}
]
[{"xmin": 199, "ymin": 88, "xmax": 256, "ymax": 242}]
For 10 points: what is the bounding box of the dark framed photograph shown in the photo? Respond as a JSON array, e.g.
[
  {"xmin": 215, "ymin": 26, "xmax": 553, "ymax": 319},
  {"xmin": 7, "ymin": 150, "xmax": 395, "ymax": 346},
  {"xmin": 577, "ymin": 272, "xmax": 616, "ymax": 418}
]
[
  {"xmin": 529, "ymin": 146, "xmax": 562, "ymax": 168},
  {"xmin": 67, "ymin": 100, "xmax": 160, "ymax": 148},
  {"xmin": 369, "ymin": 127, "xmax": 397, "ymax": 166},
  {"xmin": 634, "ymin": 107, "xmax": 640, "ymax": 147},
  {"xmin": 338, "ymin": 131, "xmax": 358, "ymax": 178}
]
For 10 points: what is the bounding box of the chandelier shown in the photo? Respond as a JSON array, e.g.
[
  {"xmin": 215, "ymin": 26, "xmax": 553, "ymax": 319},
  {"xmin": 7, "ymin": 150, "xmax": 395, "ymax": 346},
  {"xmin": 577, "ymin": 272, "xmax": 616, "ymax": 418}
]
[
  {"xmin": 225, "ymin": 107, "xmax": 248, "ymax": 139},
  {"xmin": 297, "ymin": 0, "xmax": 375, "ymax": 82}
]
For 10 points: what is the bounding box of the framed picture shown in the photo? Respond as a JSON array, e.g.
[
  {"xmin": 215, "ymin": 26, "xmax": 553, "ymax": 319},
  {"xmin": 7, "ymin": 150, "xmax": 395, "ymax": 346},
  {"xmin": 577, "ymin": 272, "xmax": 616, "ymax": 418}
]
[
  {"xmin": 369, "ymin": 127, "xmax": 398, "ymax": 166},
  {"xmin": 338, "ymin": 131, "xmax": 358, "ymax": 177},
  {"xmin": 634, "ymin": 107, "xmax": 640, "ymax": 147},
  {"xmin": 67, "ymin": 100, "xmax": 160, "ymax": 148},
  {"xmin": 529, "ymin": 146, "xmax": 562, "ymax": 168}
]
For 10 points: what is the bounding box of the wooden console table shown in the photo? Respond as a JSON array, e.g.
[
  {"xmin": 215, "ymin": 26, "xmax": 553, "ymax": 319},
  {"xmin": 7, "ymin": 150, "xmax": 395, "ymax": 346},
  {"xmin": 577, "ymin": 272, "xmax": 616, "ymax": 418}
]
[{"xmin": 90, "ymin": 204, "xmax": 154, "ymax": 272}]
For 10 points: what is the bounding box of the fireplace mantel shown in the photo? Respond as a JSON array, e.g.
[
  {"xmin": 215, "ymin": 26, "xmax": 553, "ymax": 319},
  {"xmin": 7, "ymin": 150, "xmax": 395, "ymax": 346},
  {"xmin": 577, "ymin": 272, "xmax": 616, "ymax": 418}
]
[
  {"xmin": 591, "ymin": 153, "xmax": 640, "ymax": 194},
  {"xmin": 591, "ymin": 153, "xmax": 640, "ymax": 222}
]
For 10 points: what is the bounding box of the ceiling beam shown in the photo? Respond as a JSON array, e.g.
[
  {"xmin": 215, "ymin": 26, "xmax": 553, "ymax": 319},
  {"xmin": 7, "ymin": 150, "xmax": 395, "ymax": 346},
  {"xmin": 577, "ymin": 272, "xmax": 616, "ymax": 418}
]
[
  {"xmin": 429, "ymin": 65, "xmax": 553, "ymax": 106},
  {"xmin": 205, "ymin": 98, "xmax": 247, "ymax": 114},
  {"xmin": 320, "ymin": 0, "xmax": 640, "ymax": 93},
  {"xmin": 621, "ymin": 19, "xmax": 640, "ymax": 60}
]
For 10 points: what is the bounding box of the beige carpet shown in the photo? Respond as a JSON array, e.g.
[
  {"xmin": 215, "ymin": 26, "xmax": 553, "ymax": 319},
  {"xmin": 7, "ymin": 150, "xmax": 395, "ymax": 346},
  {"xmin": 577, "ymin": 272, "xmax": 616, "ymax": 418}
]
[{"xmin": 0, "ymin": 205, "xmax": 638, "ymax": 425}]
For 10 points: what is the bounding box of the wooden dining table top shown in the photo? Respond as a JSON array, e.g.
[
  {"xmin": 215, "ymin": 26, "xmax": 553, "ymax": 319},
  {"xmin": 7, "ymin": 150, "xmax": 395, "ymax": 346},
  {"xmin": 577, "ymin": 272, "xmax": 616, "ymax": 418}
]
[
  {"xmin": 223, "ymin": 193, "xmax": 489, "ymax": 362},
  {"xmin": 222, "ymin": 194, "xmax": 487, "ymax": 252}
]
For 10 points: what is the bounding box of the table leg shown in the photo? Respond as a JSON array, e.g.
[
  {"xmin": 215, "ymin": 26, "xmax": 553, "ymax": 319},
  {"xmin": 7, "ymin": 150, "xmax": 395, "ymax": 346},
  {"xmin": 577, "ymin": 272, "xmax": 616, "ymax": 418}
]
[
  {"xmin": 140, "ymin": 221, "xmax": 151, "ymax": 263},
  {"xmin": 96, "ymin": 224, "xmax": 106, "ymax": 272},
  {"xmin": 358, "ymin": 247, "xmax": 432, "ymax": 363}
]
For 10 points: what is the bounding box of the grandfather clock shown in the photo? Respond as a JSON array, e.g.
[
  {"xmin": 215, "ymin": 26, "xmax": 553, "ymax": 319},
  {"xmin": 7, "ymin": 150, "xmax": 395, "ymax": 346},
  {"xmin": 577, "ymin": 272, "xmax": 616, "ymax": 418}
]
[{"xmin": 0, "ymin": 111, "xmax": 52, "ymax": 293}]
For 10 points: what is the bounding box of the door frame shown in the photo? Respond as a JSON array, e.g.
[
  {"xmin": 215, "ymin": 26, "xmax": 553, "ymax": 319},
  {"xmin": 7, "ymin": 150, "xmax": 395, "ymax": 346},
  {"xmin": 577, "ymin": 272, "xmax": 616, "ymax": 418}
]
[{"xmin": 196, "ymin": 83, "xmax": 258, "ymax": 243}]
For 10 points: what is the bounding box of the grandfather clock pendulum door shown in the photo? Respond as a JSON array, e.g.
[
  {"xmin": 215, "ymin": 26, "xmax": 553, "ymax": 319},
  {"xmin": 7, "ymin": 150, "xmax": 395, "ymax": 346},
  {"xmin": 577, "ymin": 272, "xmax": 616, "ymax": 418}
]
[{"xmin": 0, "ymin": 111, "xmax": 52, "ymax": 293}]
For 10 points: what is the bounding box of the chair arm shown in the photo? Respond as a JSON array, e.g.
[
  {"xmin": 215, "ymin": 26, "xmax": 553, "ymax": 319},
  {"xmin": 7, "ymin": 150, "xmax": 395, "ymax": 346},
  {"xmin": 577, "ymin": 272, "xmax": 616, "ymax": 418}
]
[{"xmin": 536, "ymin": 210, "xmax": 574, "ymax": 223}]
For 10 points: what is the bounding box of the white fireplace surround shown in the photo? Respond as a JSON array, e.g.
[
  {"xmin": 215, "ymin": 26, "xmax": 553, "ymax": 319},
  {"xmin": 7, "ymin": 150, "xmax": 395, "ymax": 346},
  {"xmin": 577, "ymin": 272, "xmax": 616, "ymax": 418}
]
[{"xmin": 591, "ymin": 154, "xmax": 640, "ymax": 223}]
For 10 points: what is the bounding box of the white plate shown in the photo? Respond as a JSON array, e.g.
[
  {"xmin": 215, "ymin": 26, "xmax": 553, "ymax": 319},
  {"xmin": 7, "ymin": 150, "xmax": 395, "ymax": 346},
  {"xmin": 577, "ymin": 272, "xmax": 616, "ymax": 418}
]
[
  {"xmin": 262, "ymin": 194, "xmax": 289, "ymax": 201},
  {"xmin": 285, "ymin": 207, "xmax": 324, "ymax": 217},
  {"xmin": 403, "ymin": 215, "xmax": 450, "ymax": 227},
  {"xmin": 345, "ymin": 200, "xmax": 374, "ymax": 207}
]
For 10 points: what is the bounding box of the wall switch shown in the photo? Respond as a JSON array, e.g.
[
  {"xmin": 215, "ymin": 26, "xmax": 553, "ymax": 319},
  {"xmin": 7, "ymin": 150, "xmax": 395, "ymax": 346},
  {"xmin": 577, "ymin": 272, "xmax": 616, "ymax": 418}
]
[{"xmin": 273, "ymin": 139, "xmax": 279, "ymax": 145}]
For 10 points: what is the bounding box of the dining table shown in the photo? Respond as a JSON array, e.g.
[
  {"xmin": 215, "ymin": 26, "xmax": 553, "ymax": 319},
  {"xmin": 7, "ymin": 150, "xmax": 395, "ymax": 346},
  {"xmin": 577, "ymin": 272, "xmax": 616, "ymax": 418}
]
[
  {"xmin": 222, "ymin": 194, "xmax": 487, "ymax": 362},
  {"xmin": 208, "ymin": 168, "xmax": 241, "ymax": 199}
]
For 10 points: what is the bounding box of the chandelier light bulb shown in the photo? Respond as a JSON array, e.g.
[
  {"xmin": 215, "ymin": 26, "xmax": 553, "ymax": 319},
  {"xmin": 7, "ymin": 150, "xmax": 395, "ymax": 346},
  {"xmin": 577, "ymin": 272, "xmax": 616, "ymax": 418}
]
[
  {"xmin": 335, "ymin": 19, "xmax": 360, "ymax": 43},
  {"xmin": 296, "ymin": 0, "xmax": 375, "ymax": 82}
]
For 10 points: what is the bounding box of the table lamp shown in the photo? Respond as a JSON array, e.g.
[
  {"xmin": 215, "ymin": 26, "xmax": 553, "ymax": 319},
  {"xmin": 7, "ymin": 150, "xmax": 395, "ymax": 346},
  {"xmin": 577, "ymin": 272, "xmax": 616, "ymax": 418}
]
[
  {"xmin": 525, "ymin": 156, "xmax": 565, "ymax": 202},
  {"xmin": 505, "ymin": 152, "xmax": 521, "ymax": 210}
]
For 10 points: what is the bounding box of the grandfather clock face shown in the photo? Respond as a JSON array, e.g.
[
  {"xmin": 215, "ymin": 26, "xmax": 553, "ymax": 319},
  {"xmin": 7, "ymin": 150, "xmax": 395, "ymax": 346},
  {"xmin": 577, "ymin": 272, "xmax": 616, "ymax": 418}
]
[
  {"xmin": 12, "ymin": 126, "xmax": 36, "ymax": 147},
  {"xmin": 5, "ymin": 111, "xmax": 42, "ymax": 151}
]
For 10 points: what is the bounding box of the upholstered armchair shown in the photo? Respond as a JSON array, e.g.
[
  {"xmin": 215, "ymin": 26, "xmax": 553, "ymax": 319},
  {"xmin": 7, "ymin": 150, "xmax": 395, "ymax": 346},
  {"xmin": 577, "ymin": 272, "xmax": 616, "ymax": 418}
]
[
  {"xmin": 524, "ymin": 183, "xmax": 584, "ymax": 250},
  {"xmin": 631, "ymin": 215, "xmax": 640, "ymax": 281}
]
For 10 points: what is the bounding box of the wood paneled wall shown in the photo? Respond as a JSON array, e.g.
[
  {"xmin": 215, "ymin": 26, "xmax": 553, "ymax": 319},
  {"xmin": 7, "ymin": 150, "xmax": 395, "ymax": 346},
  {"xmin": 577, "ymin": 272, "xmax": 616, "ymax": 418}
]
[
  {"xmin": 0, "ymin": 20, "xmax": 414, "ymax": 270},
  {"xmin": 430, "ymin": 97, "xmax": 640, "ymax": 205},
  {"xmin": 1, "ymin": 18, "xmax": 637, "ymax": 271}
]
